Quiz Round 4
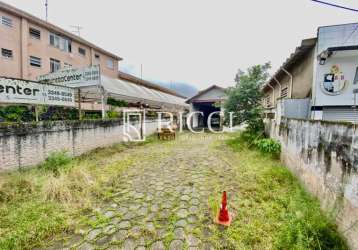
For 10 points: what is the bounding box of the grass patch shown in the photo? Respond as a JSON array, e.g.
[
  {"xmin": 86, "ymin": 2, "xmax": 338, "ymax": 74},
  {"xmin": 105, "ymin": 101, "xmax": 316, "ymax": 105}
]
[
  {"xmin": 0, "ymin": 136, "xmax": 159, "ymax": 250},
  {"xmin": 224, "ymin": 133, "xmax": 348, "ymax": 250}
]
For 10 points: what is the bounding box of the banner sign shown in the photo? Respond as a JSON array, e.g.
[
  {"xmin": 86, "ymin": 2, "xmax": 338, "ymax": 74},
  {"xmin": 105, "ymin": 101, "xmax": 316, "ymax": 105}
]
[
  {"xmin": 0, "ymin": 77, "xmax": 75, "ymax": 107},
  {"xmin": 37, "ymin": 65, "xmax": 100, "ymax": 88}
]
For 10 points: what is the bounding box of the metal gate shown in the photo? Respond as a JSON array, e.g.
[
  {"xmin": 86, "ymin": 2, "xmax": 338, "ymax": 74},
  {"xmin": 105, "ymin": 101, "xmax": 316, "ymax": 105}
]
[{"xmin": 322, "ymin": 107, "xmax": 358, "ymax": 123}]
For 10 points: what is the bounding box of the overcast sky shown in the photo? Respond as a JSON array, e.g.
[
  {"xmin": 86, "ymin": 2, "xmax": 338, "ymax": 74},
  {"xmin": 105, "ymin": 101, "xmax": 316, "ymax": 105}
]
[{"xmin": 3, "ymin": 0, "xmax": 358, "ymax": 89}]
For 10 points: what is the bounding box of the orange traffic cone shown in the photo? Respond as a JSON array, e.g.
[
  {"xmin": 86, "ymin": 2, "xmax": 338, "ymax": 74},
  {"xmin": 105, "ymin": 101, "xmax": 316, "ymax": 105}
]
[{"xmin": 215, "ymin": 191, "xmax": 232, "ymax": 226}]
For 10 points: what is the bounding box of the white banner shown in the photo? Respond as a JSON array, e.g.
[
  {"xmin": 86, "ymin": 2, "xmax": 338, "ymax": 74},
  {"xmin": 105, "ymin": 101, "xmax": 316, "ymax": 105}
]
[
  {"xmin": 37, "ymin": 65, "xmax": 100, "ymax": 88},
  {"xmin": 0, "ymin": 77, "xmax": 75, "ymax": 107}
]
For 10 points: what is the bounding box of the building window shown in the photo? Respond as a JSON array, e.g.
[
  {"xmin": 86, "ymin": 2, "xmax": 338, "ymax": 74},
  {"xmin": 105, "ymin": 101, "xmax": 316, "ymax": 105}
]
[
  {"xmin": 29, "ymin": 56, "xmax": 41, "ymax": 67},
  {"xmin": 1, "ymin": 16, "xmax": 12, "ymax": 27},
  {"xmin": 107, "ymin": 59, "xmax": 114, "ymax": 69},
  {"xmin": 1, "ymin": 48, "xmax": 13, "ymax": 59},
  {"xmin": 78, "ymin": 47, "xmax": 86, "ymax": 56},
  {"xmin": 64, "ymin": 62, "xmax": 72, "ymax": 68},
  {"xmin": 95, "ymin": 54, "xmax": 100, "ymax": 59},
  {"xmin": 281, "ymin": 87, "xmax": 288, "ymax": 98},
  {"xmin": 29, "ymin": 28, "xmax": 41, "ymax": 39},
  {"xmin": 50, "ymin": 58, "xmax": 61, "ymax": 72},
  {"xmin": 49, "ymin": 33, "xmax": 72, "ymax": 53}
]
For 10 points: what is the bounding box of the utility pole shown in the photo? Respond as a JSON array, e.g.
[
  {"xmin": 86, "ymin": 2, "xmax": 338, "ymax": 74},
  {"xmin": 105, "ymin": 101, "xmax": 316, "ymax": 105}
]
[
  {"xmin": 45, "ymin": 0, "xmax": 48, "ymax": 21},
  {"xmin": 140, "ymin": 64, "xmax": 143, "ymax": 80}
]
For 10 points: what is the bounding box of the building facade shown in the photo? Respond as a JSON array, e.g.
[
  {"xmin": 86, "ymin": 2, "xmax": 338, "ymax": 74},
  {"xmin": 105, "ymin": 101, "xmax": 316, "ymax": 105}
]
[
  {"xmin": 0, "ymin": 1, "xmax": 121, "ymax": 81},
  {"xmin": 264, "ymin": 23, "xmax": 358, "ymax": 123},
  {"xmin": 312, "ymin": 23, "xmax": 358, "ymax": 122},
  {"xmin": 262, "ymin": 38, "xmax": 316, "ymax": 120},
  {"xmin": 186, "ymin": 85, "xmax": 226, "ymax": 128}
]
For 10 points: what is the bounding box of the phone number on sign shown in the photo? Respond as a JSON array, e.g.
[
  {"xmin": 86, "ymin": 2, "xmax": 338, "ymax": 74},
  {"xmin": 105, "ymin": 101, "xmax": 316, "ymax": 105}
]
[
  {"xmin": 48, "ymin": 96, "xmax": 73, "ymax": 102},
  {"xmin": 47, "ymin": 90, "xmax": 73, "ymax": 97}
]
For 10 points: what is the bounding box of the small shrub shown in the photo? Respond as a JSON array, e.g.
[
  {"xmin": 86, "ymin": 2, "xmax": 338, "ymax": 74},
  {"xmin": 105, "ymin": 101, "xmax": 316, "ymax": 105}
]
[
  {"xmin": 106, "ymin": 110, "xmax": 120, "ymax": 119},
  {"xmin": 38, "ymin": 151, "xmax": 72, "ymax": 175},
  {"xmin": 0, "ymin": 177, "xmax": 34, "ymax": 203},
  {"xmin": 254, "ymin": 138, "xmax": 281, "ymax": 157}
]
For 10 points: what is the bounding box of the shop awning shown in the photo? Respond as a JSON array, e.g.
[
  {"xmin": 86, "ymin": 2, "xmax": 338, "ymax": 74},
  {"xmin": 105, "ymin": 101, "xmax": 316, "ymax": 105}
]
[{"xmin": 80, "ymin": 75, "xmax": 189, "ymax": 110}]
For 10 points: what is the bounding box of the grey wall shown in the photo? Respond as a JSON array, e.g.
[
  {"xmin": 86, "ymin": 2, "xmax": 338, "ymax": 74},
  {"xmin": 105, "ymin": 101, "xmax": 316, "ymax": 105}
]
[
  {"xmin": 266, "ymin": 118, "xmax": 358, "ymax": 249},
  {"xmin": 0, "ymin": 119, "xmax": 159, "ymax": 171}
]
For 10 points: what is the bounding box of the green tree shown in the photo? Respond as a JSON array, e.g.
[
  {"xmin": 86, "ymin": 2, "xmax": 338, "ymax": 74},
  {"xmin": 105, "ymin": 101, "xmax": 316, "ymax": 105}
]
[{"xmin": 224, "ymin": 62, "xmax": 271, "ymax": 134}]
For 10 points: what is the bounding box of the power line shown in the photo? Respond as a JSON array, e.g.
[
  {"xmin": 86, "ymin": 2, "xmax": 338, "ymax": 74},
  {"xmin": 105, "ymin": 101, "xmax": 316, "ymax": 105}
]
[{"xmin": 311, "ymin": 0, "xmax": 358, "ymax": 12}]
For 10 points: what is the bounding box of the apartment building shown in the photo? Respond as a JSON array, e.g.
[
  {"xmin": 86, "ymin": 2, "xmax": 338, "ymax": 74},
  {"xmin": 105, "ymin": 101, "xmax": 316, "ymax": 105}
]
[{"xmin": 0, "ymin": 1, "xmax": 121, "ymax": 81}]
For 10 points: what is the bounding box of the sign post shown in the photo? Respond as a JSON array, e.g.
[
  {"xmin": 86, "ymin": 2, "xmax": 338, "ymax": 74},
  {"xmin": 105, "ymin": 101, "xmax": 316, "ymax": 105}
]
[
  {"xmin": 78, "ymin": 89, "xmax": 82, "ymax": 120},
  {"xmin": 101, "ymin": 89, "xmax": 106, "ymax": 120}
]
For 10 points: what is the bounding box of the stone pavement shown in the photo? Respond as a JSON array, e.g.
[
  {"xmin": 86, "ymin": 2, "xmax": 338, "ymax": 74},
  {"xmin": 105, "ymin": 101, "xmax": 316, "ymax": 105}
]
[{"xmin": 48, "ymin": 133, "xmax": 242, "ymax": 250}]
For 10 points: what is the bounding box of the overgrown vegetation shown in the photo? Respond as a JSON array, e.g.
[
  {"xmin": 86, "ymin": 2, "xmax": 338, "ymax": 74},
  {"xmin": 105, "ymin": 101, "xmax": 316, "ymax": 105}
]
[
  {"xmin": 224, "ymin": 63, "xmax": 270, "ymax": 135},
  {"xmin": 0, "ymin": 97, "xmax": 130, "ymax": 123},
  {"xmin": 0, "ymin": 137, "xmax": 159, "ymax": 250},
  {"xmin": 254, "ymin": 138, "xmax": 281, "ymax": 158},
  {"xmin": 225, "ymin": 134, "xmax": 347, "ymax": 249},
  {"xmin": 38, "ymin": 151, "xmax": 73, "ymax": 176},
  {"xmin": 0, "ymin": 106, "xmax": 35, "ymax": 122}
]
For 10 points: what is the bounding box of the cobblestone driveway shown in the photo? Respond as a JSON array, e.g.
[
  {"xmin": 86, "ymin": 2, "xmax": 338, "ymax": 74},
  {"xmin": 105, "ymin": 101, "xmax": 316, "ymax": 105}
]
[{"xmin": 51, "ymin": 133, "xmax": 242, "ymax": 250}]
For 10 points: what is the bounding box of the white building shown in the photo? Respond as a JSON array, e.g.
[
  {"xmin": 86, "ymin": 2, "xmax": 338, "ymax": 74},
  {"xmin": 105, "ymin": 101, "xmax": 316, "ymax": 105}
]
[
  {"xmin": 263, "ymin": 23, "xmax": 358, "ymax": 123},
  {"xmin": 312, "ymin": 23, "xmax": 358, "ymax": 122}
]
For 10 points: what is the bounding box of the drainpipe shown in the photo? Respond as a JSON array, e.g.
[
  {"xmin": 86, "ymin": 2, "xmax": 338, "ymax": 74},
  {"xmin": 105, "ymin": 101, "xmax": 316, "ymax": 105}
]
[
  {"xmin": 273, "ymin": 76, "xmax": 282, "ymax": 96},
  {"xmin": 273, "ymin": 76, "xmax": 283, "ymax": 124},
  {"xmin": 267, "ymin": 82, "xmax": 275, "ymax": 108},
  {"xmin": 281, "ymin": 67, "xmax": 293, "ymax": 98}
]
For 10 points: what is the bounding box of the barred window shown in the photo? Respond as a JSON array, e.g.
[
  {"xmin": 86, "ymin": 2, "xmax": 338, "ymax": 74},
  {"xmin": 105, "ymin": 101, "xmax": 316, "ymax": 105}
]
[
  {"xmin": 29, "ymin": 28, "xmax": 41, "ymax": 39},
  {"xmin": 281, "ymin": 87, "xmax": 288, "ymax": 98},
  {"xmin": 29, "ymin": 56, "xmax": 41, "ymax": 67},
  {"xmin": 1, "ymin": 48, "xmax": 13, "ymax": 59},
  {"xmin": 1, "ymin": 16, "xmax": 12, "ymax": 27}
]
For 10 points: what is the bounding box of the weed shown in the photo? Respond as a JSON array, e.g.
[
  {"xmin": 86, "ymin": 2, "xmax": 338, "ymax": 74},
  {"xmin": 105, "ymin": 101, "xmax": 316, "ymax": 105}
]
[
  {"xmin": 254, "ymin": 138, "xmax": 281, "ymax": 158},
  {"xmin": 38, "ymin": 151, "xmax": 72, "ymax": 175}
]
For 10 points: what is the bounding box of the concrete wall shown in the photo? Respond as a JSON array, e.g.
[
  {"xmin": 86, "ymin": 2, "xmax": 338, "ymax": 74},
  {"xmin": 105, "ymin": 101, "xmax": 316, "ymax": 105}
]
[
  {"xmin": 266, "ymin": 118, "xmax": 358, "ymax": 249},
  {"xmin": 0, "ymin": 119, "xmax": 160, "ymax": 171}
]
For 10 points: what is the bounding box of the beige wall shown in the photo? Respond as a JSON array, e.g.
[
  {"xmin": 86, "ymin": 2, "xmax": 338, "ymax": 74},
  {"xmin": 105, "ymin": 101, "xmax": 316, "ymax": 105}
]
[
  {"xmin": 0, "ymin": 9, "xmax": 119, "ymax": 80},
  {"xmin": 263, "ymin": 47, "xmax": 315, "ymax": 109},
  {"xmin": 0, "ymin": 9, "xmax": 21, "ymax": 78}
]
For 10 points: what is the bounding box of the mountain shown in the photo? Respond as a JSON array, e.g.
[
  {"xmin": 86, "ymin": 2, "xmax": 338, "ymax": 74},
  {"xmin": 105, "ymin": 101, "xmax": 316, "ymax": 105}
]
[{"xmin": 155, "ymin": 81, "xmax": 198, "ymax": 99}]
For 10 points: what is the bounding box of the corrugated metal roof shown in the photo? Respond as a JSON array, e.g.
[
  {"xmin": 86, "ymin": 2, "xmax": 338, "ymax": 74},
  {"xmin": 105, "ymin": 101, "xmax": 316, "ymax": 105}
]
[{"xmin": 118, "ymin": 71, "xmax": 186, "ymax": 98}]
